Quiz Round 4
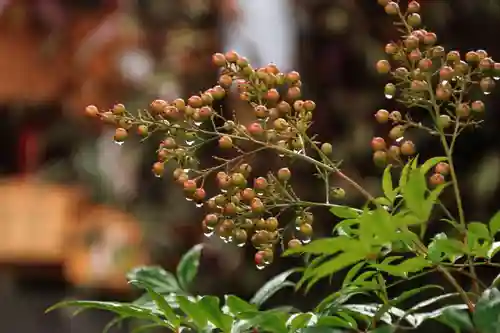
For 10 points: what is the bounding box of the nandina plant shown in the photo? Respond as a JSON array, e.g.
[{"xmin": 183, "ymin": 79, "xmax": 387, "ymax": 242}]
[{"xmin": 49, "ymin": 1, "xmax": 500, "ymax": 332}]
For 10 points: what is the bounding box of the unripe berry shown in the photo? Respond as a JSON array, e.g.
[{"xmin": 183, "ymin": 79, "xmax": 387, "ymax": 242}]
[
  {"xmin": 435, "ymin": 162, "xmax": 450, "ymax": 175},
  {"xmin": 408, "ymin": 1, "xmax": 420, "ymax": 13},
  {"xmin": 137, "ymin": 125, "xmax": 148, "ymax": 137},
  {"xmin": 247, "ymin": 122, "xmax": 264, "ymax": 137},
  {"xmin": 436, "ymin": 87, "xmax": 452, "ymax": 101},
  {"xmin": 389, "ymin": 126, "xmax": 405, "ymax": 140},
  {"xmin": 219, "ymin": 136, "xmax": 233, "ymax": 149},
  {"xmin": 438, "ymin": 114, "xmax": 452, "ymax": 129},
  {"xmin": 479, "ymin": 57, "xmax": 494, "ymax": 71},
  {"xmin": 455, "ymin": 103, "xmax": 470, "ymax": 118},
  {"xmin": 376, "ymin": 60, "xmax": 391, "ymax": 74},
  {"xmin": 218, "ymin": 74, "xmax": 233, "ymax": 89},
  {"xmin": 286, "ymin": 71, "xmax": 301, "ymax": 84},
  {"xmin": 152, "ymin": 162, "xmax": 165, "ymax": 177},
  {"xmin": 423, "ymin": 32, "xmax": 437, "ymax": 45},
  {"xmin": 151, "ymin": 99, "xmax": 167, "ymax": 114},
  {"xmin": 250, "ymin": 198, "xmax": 265, "ymax": 215},
  {"xmin": 254, "ymin": 105, "xmax": 268, "ymax": 118},
  {"xmin": 407, "ymin": 13, "xmax": 421, "ymax": 27},
  {"xmin": 388, "ymin": 145, "xmax": 401, "ymax": 159},
  {"xmin": 224, "ymin": 203, "xmax": 237, "ymax": 216},
  {"xmin": 277, "ymin": 101, "xmax": 291, "ymax": 114},
  {"xmin": 286, "ymin": 86, "xmax": 301, "ymax": 100},
  {"xmin": 205, "ymin": 214, "xmax": 219, "ymax": 228},
  {"xmin": 193, "ymin": 188, "xmax": 206, "ymax": 202},
  {"xmin": 446, "ymin": 51, "xmax": 460, "ymax": 63},
  {"xmin": 431, "ymin": 46, "xmax": 445, "ymax": 58},
  {"xmin": 465, "ymin": 51, "xmax": 479, "ymax": 64},
  {"xmin": 231, "ymin": 173, "xmax": 247, "ymax": 188},
  {"xmin": 480, "ymin": 77, "xmax": 495, "ymax": 94},
  {"xmin": 303, "ymin": 100, "xmax": 316, "ymax": 112},
  {"xmin": 476, "ymin": 49, "xmax": 489, "ymax": 60},
  {"xmin": 429, "ymin": 173, "xmax": 445, "ymax": 186},
  {"xmin": 85, "ymin": 104, "xmax": 99, "ymax": 117},
  {"xmin": 114, "ymin": 128, "xmax": 128, "ymax": 142},
  {"xmin": 471, "ymin": 100, "xmax": 485, "ymax": 113},
  {"xmin": 400, "ymin": 140, "xmax": 416, "ymax": 156},
  {"xmin": 173, "ymin": 168, "xmax": 185, "ymax": 180},
  {"xmin": 212, "ymin": 85, "xmax": 226, "ymax": 100},
  {"xmin": 385, "ymin": 43, "xmax": 398, "ymax": 55},
  {"xmin": 373, "ymin": 151, "xmax": 388, "ymax": 167},
  {"xmin": 418, "ymin": 58, "xmax": 433, "ymax": 72},
  {"xmin": 236, "ymin": 56, "xmax": 249, "ymax": 68},
  {"xmin": 439, "ymin": 66, "xmax": 454, "ymax": 81},
  {"xmin": 212, "ymin": 53, "xmax": 226, "ymax": 67},
  {"xmin": 384, "ymin": 83, "xmax": 396, "ymax": 98},
  {"xmin": 233, "ymin": 229, "xmax": 248, "ymax": 245},
  {"xmin": 330, "ymin": 187, "xmax": 346, "ymax": 199},
  {"xmin": 299, "ymin": 223, "xmax": 313, "ymax": 237},
  {"xmin": 273, "ymin": 118, "xmax": 289, "ymax": 131},
  {"xmin": 389, "ymin": 111, "xmax": 402, "ymax": 122},
  {"xmin": 293, "ymin": 100, "xmax": 304, "ymax": 112},
  {"xmin": 371, "ymin": 137, "xmax": 387, "ymax": 151},
  {"xmin": 265, "ymin": 217, "xmax": 279, "ymax": 231},
  {"xmin": 241, "ymin": 188, "xmax": 256, "ymax": 201},
  {"xmin": 254, "ymin": 177, "xmax": 268, "ymax": 191},
  {"xmin": 404, "ymin": 35, "xmax": 419, "ymax": 50},
  {"xmin": 265, "ymin": 89, "xmax": 280, "ymax": 103},
  {"xmin": 454, "ymin": 61, "xmax": 469, "ymax": 76},
  {"xmin": 183, "ymin": 179, "xmax": 197, "ymax": 194},
  {"xmin": 277, "ymin": 168, "xmax": 292, "ymax": 182},
  {"xmin": 321, "ymin": 142, "xmax": 333, "ymax": 155},
  {"xmin": 384, "ymin": 2, "xmax": 399, "ymax": 15},
  {"xmin": 225, "ymin": 50, "xmax": 239, "ymax": 63},
  {"xmin": 112, "ymin": 103, "xmax": 126, "ymax": 115},
  {"xmin": 288, "ymin": 238, "xmax": 302, "ymax": 249}
]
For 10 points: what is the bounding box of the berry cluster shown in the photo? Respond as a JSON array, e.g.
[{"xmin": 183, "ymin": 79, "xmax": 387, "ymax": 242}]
[
  {"xmin": 373, "ymin": 0, "xmax": 497, "ymax": 185},
  {"xmin": 85, "ymin": 50, "xmax": 350, "ymax": 269}
]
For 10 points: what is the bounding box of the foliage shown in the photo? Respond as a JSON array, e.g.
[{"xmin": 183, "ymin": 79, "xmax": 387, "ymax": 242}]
[{"xmin": 51, "ymin": 1, "xmax": 500, "ymax": 332}]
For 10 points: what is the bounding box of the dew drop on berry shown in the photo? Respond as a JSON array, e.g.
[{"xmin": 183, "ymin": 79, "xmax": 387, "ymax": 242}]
[
  {"xmin": 384, "ymin": 93, "xmax": 394, "ymax": 99},
  {"xmin": 186, "ymin": 197, "xmax": 193, "ymax": 202},
  {"xmin": 186, "ymin": 140, "xmax": 195, "ymax": 146},
  {"xmin": 113, "ymin": 140, "xmax": 124, "ymax": 146},
  {"xmin": 195, "ymin": 202, "xmax": 203, "ymax": 208},
  {"xmin": 256, "ymin": 264, "xmax": 265, "ymax": 270},
  {"xmin": 236, "ymin": 242, "xmax": 245, "ymax": 248},
  {"xmin": 194, "ymin": 121, "xmax": 203, "ymax": 126},
  {"xmin": 204, "ymin": 230, "xmax": 214, "ymax": 237}
]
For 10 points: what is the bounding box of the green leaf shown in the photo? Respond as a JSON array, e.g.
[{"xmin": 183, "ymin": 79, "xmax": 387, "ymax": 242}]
[
  {"xmin": 371, "ymin": 256, "xmax": 431, "ymax": 278},
  {"xmin": 244, "ymin": 311, "xmax": 289, "ymax": 333},
  {"xmin": 342, "ymin": 261, "xmax": 366, "ymax": 287},
  {"xmin": 315, "ymin": 315, "xmax": 356, "ymax": 329},
  {"xmin": 250, "ymin": 269, "xmax": 297, "ymax": 307},
  {"xmin": 391, "ymin": 285, "xmax": 444, "ymax": 306},
  {"xmin": 438, "ymin": 308, "xmax": 474, "ymax": 333},
  {"xmin": 370, "ymin": 325, "xmax": 396, "ymax": 333},
  {"xmin": 473, "ymin": 288, "xmax": 500, "ymax": 333},
  {"xmin": 198, "ymin": 296, "xmax": 233, "ymax": 332},
  {"xmin": 225, "ymin": 295, "xmax": 258, "ymax": 315},
  {"xmin": 468, "ymin": 222, "xmax": 491, "ymax": 240},
  {"xmin": 129, "ymin": 280, "xmax": 180, "ymax": 328},
  {"xmin": 382, "ymin": 165, "xmax": 396, "ymax": 203},
  {"xmin": 176, "ymin": 295, "xmax": 208, "ymax": 329},
  {"xmin": 288, "ymin": 312, "xmax": 317, "ymax": 331},
  {"xmin": 46, "ymin": 300, "xmax": 162, "ymax": 323},
  {"xmin": 420, "ymin": 156, "xmax": 447, "ymax": 175},
  {"xmin": 489, "ymin": 211, "xmax": 500, "ymax": 237},
  {"xmin": 176, "ymin": 244, "xmax": 204, "ymax": 291},
  {"xmin": 333, "ymin": 219, "xmax": 360, "ymax": 237},
  {"xmin": 330, "ymin": 206, "xmax": 361, "ymax": 219},
  {"xmin": 127, "ymin": 266, "xmax": 180, "ymax": 293},
  {"xmin": 427, "ymin": 234, "xmax": 465, "ymax": 263},
  {"xmin": 402, "ymin": 169, "xmax": 428, "ymax": 220},
  {"xmin": 300, "ymin": 251, "xmax": 366, "ymax": 291},
  {"xmin": 284, "ymin": 236, "xmax": 359, "ymax": 256}
]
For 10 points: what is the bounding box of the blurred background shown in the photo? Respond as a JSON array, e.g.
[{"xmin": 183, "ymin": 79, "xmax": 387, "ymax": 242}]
[{"xmin": 1, "ymin": 0, "xmax": 500, "ymax": 332}]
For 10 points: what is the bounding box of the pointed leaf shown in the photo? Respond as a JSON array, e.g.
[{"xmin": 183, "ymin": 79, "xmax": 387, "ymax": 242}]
[
  {"xmin": 382, "ymin": 165, "xmax": 396, "ymax": 203},
  {"xmin": 489, "ymin": 211, "xmax": 500, "ymax": 237},
  {"xmin": 250, "ymin": 269, "xmax": 297, "ymax": 307},
  {"xmin": 420, "ymin": 157, "xmax": 447, "ymax": 175},
  {"xmin": 342, "ymin": 261, "xmax": 366, "ymax": 287},
  {"xmin": 176, "ymin": 295, "xmax": 208, "ymax": 329},
  {"xmin": 176, "ymin": 244, "xmax": 204, "ymax": 291},
  {"xmin": 127, "ymin": 266, "xmax": 180, "ymax": 293},
  {"xmin": 225, "ymin": 295, "xmax": 258, "ymax": 315},
  {"xmin": 330, "ymin": 206, "xmax": 360, "ymax": 219},
  {"xmin": 198, "ymin": 296, "xmax": 233, "ymax": 332}
]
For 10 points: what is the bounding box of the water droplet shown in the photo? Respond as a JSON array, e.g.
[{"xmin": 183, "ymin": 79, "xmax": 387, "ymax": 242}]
[
  {"xmin": 278, "ymin": 153, "xmax": 285, "ymax": 158},
  {"xmin": 484, "ymin": 91, "xmax": 491, "ymax": 95},
  {"xmin": 186, "ymin": 140, "xmax": 195, "ymax": 146},
  {"xmin": 293, "ymin": 149, "xmax": 304, "ymax": 154},
  {"xmin": 194, "ymin": 121, "xmax": 203, "ymax": 126},
  {"xmin": 204, "ymin": 231, "xmax": 214, "ymax": 237},
  {"xmin": 236, "ymin": 242, "xmax": 245, "ymax": 247},
  {"xmin": 494, "ymin": 76, "xmax": 499, "ymax": 81},
  {"xmin": 183, "ymin": 168, "xmax": 191, "ymax": 173},
  {"xmin": 221, "ymin": 189, "xmax": 227, "ymax": 193},
  {"xmin": 195, "ymin": 202, "xmax": 203, "ymax": 208},
  {"xmin": 396, "ymin": 137, "xmax": 404, "ymax": 143},
  {"xmin": 295, "ymin": 225, "xmax": 301, "ymax": 231},
  {"xmin": 153, "ymin": 173, "xmax": 161, "ymax": 178},
  {"xmin": 113, "ymin": 140, "xmax": 124, "ymax": 146},
  {"xmin": 302, "ymin": 237, "xmax": 312, "ymax": 244},
  {"xmin": 256, "ymin": 264, "xmax": 265, "ymax": 270},
  {"xmin": 384, "ymin": 94, "xmax": 393, "ymax": 99},
  {"xmin": 186, "ymin": 197, "xmax": 193, "ymax": 202}
]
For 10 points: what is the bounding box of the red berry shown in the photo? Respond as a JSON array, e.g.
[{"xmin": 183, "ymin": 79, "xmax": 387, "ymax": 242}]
[
  {"xmin": 429, "ymin": 173, "xmax": 445, "ymax": 186},
  {"xmin": 371, "ymin": 137, "xmax": 387, "ymax": 151},
  {"xmin": 435, "ymin": 162, "xmax": 450, "ymax": 175}
]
